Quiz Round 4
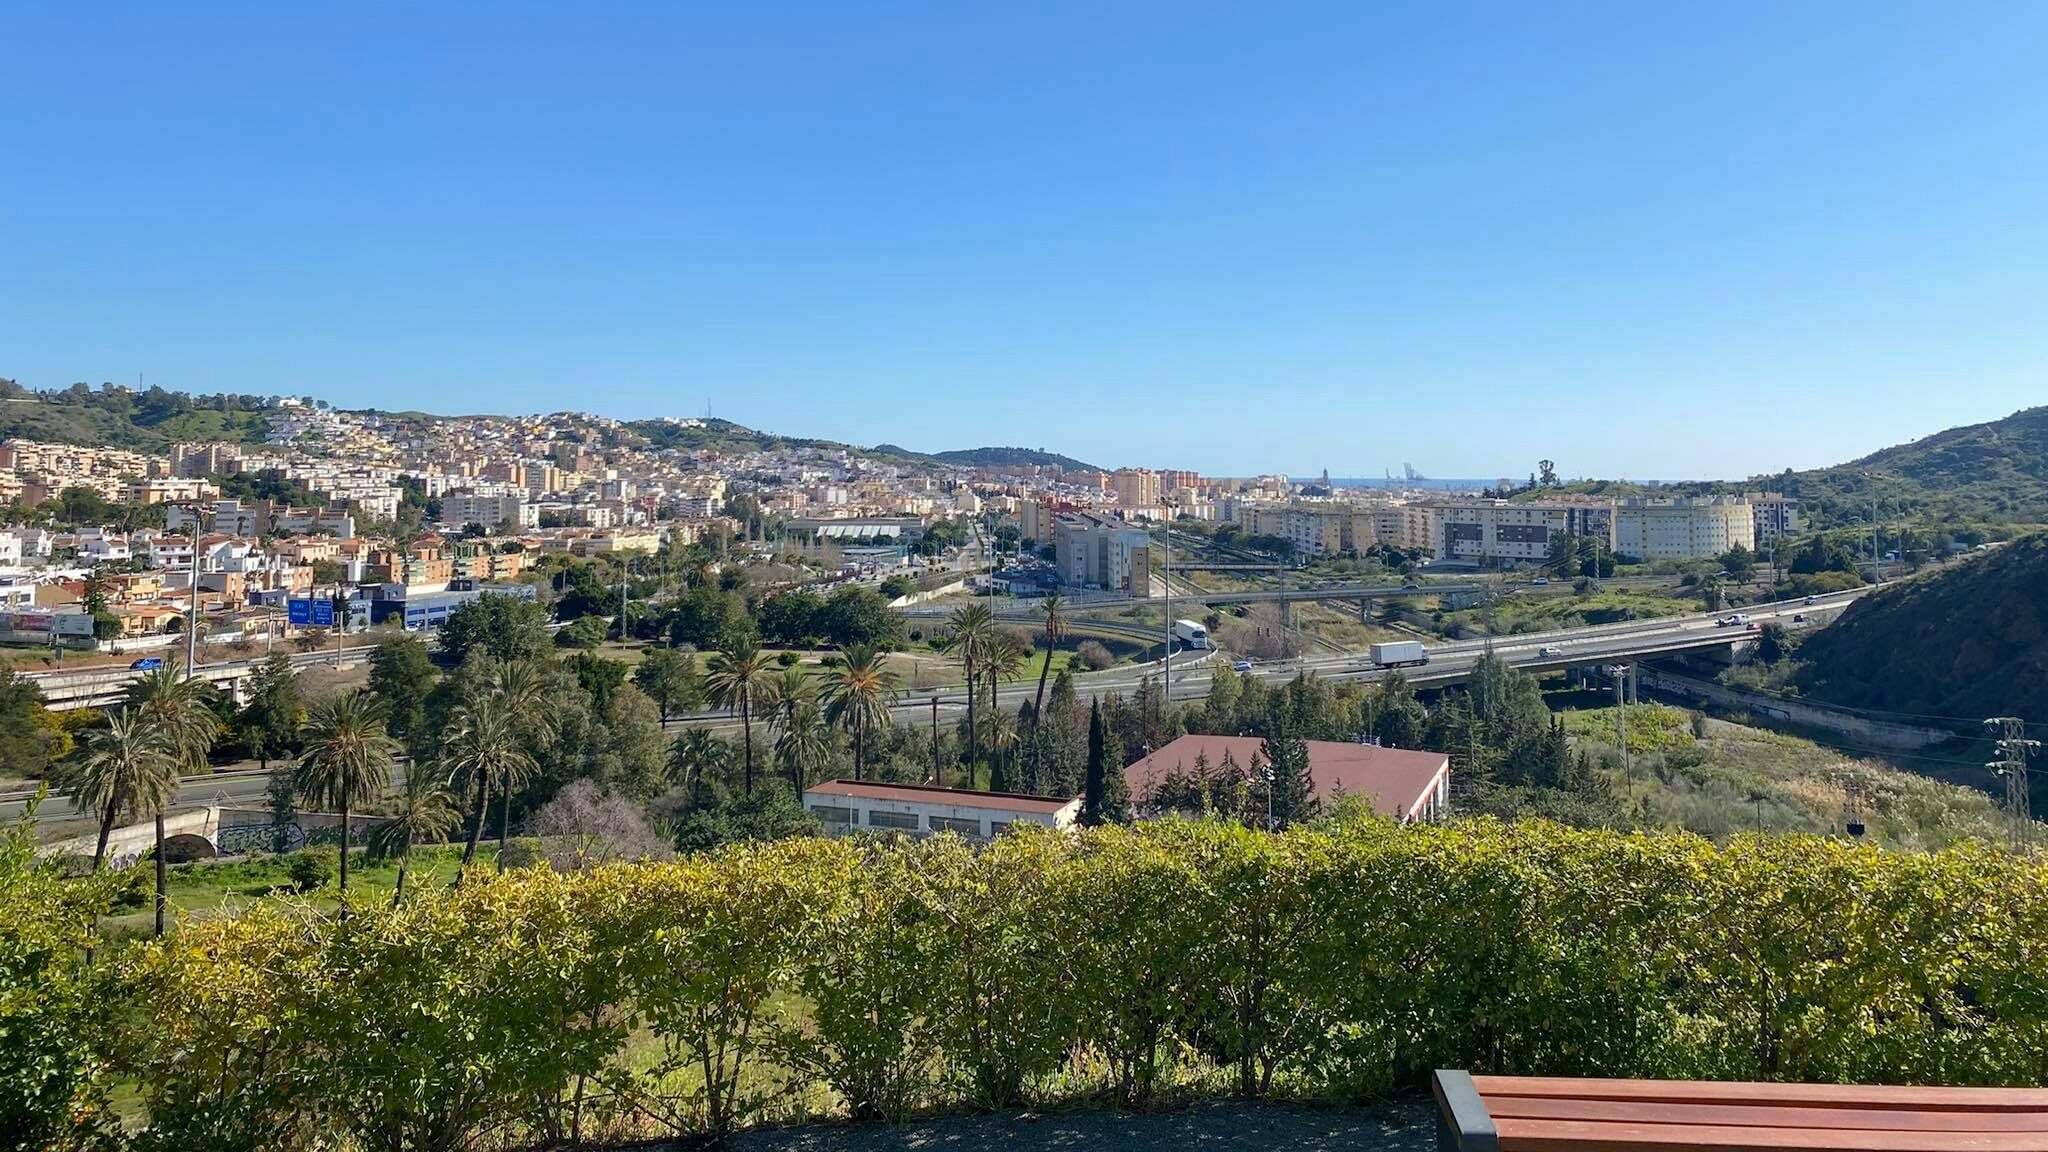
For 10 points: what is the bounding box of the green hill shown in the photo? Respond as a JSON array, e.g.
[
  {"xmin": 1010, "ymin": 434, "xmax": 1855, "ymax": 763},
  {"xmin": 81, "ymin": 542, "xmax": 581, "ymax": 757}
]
[
  {"xmin": 1767, "ymin": 406, "xmax": 2048, "ymax": 529},
  {"xmin": 0, "ymin": 385, "xmax": 270, "ymax": 452},
  {"xmin": 1794, "ymin": 533, "xmax": 2048, "ymax": 724},
  {"xmin": 928, "ymin": 446, "xmax": 1099, "ymax": 472},
  {"xmin": 620, "ymin": 417, "xmax": 863, "ymax": 458}
]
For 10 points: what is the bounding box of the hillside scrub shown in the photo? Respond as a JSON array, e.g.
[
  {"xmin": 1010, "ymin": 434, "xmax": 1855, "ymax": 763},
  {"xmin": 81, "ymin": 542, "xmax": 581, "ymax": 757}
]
[
  {"xmin": 19, "ymin": 816, "xmax": 2048, "ymax": 1148},
  {"xmin": 1796, "ymin": 533, "xmax": 2048, "ymax": 724}
]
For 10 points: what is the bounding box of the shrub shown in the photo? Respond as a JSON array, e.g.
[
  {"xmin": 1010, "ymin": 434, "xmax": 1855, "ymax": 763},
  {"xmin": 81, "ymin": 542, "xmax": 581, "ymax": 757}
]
[
  {"xmin": 78, "ymin": 819, "xmax": 2048, "ymax": 1146},
  {"xmin": 1076, "ymin": 640, "xmax": 1114, "ymax": 671},
  {"xmin": 0, "ymin": 800, "xmax": 124, "ymax": 1151},
  {"xmin": 287, "ymin": 848, "xmax": 336, "ymax": 894},
  {"xmin": 776, "ymin": 651, "xmax": 802, "ymax": 668}
]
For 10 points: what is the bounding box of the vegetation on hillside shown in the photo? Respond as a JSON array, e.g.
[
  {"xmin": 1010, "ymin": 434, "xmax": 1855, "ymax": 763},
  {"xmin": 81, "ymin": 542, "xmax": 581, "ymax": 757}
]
[
  {"xmin": 1795, "ymin": 532, "xmax": 2048, "ymax": 725},
  {"xmin": 0, "ymin": 380, "xmax": 271, "ymax": 452},
  {"xmin": 925, "ymin": 445, "xmax": 1101, "ymax": 472}
]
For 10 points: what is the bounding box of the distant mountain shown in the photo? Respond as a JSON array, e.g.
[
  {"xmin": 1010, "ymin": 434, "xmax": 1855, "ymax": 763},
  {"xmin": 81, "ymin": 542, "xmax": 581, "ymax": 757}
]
[
  {"xmin": 1795, "ymin": 533, "xmax": 2048, "ymax": 727},
  {"xmin": 1768, "ymin": 406, "xmax": 2048, "ymax": 529},
  {"xmin": 926, "ymin": 446, "xmax": 1100, "ymax": 473}
]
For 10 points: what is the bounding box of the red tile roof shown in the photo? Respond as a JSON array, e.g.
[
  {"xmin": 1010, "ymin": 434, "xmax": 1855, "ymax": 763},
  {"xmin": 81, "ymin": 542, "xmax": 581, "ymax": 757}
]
[
  {"xmin": 1128, "ymin": 735, "xmax": 1450, "ymax": 821},
  {"xmin": 804, "ymin": 779, "xmax": 1079, "ymax": 815}
]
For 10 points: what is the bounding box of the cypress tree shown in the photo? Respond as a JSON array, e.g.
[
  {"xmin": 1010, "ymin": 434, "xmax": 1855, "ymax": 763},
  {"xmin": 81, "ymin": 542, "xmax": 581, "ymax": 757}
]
[{"xmin": 1080, "ymin": 699, "xmax": 1131, "ymax": 825}]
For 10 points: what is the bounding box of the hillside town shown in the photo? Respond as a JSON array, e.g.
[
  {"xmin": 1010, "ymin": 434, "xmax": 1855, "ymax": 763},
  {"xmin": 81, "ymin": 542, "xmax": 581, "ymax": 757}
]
[{"xmin": 0, "ymin": 392, "xmax": 1810, "ymax": 655}]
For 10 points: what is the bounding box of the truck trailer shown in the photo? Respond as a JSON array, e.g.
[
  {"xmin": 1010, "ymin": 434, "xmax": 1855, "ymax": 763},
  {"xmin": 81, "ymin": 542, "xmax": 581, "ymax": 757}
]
[
  {"xmin": 1173, "ymin": 618, "xmax": 1210, "ymax": 649},
  {"xmin": 1370, "ymin": 640, "xmax": 1428, "ymax": 668}
]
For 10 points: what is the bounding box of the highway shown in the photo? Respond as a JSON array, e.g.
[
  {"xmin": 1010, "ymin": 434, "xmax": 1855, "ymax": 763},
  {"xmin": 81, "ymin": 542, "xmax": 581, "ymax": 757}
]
[
  {"xmin": 678, "ymin": 588, "xmax": 1866, "ymax": 734},
  {"xmin": 12, "ymin": 589, "xmax": 1862, "ymax": 824}
]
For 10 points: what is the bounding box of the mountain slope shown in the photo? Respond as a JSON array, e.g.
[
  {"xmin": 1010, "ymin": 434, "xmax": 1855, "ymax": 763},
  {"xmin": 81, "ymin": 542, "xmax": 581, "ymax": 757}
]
[
  {"xmin": 1771, "ymin": 406, "xmax": 2048, "ymax": 528},
  {"xmin": 1795, "ymin": 533, "xmax": 2048, "ymax": 724},
  {"xmin": 0, "ymin": 390, "xmax": 271, "ymax": 452}
]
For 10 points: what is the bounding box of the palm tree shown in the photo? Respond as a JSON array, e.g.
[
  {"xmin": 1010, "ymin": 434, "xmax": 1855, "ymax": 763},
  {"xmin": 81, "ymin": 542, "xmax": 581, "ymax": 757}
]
[
  {"xmin": 668, "ymin": 727, "xmax": 732, "ymax": 805},
  {"xmin": 66, "ymin": 711, "xmax": 174, "ymax": 871},
  {"xmin": 821, "ymin": 645, "xmax": 897, "ymax": 781},
  {"xmin": 443, "ymin": 692, "xmax": 537, "ymax": 873},
  {"xmin": 980, "ymin": 630, "xmax": 1031, "ymax": 789},
  {"xmin": 293, "ymin": 689, "xmax": 399, "ymax": 911},
  {"xmin": 368, "ymin": 767, "xmax": 460, "ymax": 908},
  {"xmin": 704, "ymin": 638, "xmax": 773, "ymax": 794},
  {"xmin": 1031, "ymin": 593, "xmax": 1068, "ymax": 722},
  {"xmin": 125, "ymin": 660, "xmax": 219, "ymax": 775},
  {"xmin": 66, "ymin": 712, "xmax": 179, "ymax": 935},
  {"xmin": 986, "ymin": 707, "xmax": 1020, "ymax": 792},
  {"xmin": 942, "ymin": 602, "xmax": 996, "ymax": 787},
  {"xmin": 774, "ymin": 696, "xmax": 833, "ymax": 794},
  {"xmin": 763, "ymin": 665, "xmax": 813, "ymax": 734}
]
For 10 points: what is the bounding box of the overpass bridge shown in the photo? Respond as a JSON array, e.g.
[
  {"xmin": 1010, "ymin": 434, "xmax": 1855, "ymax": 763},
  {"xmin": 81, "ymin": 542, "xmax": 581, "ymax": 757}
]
[
  {"xmin": 26, "ymin": 646, "xmax": 377, "ymax": 712},
  {"xmin": 39, "ymin": 805, "xmax": 389, "ymax": 868}
]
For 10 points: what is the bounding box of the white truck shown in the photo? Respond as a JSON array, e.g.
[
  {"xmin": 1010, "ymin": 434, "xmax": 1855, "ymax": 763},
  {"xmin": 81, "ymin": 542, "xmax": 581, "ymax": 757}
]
[
  {"xmin": 1173, "ymin": 618, "xmax": 1210, "ymax": 649},
  {"xmin": 1370, "ymin": 640, "xmax": 1428, "ymax": 668}
]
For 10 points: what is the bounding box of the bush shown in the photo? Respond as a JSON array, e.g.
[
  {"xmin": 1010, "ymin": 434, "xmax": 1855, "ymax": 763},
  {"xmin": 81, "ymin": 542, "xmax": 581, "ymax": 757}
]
[
  {"xmin": 776, "ymin": 651, "xmax": 802, "ymax": 668},
  {"xmin": 287, "ymin": 848, "xmax": 336, "ymax": 894},
  {"xmin": 555, "ymin": 616, "xmax": 608, "ymax": 649},
  {"xmin": 1076, "ymin": 640, "xmax": 1115, "ymax": 671},
  {"xmin": 74, "ymin": 820, "xmax": 2048, "ymax": 1146}
]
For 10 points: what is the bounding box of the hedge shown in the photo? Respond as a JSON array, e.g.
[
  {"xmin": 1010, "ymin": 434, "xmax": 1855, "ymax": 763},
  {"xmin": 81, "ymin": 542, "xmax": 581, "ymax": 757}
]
[{"xmin": 22, "ymin": 817, "xmax": 2048, "ymax": 1150}]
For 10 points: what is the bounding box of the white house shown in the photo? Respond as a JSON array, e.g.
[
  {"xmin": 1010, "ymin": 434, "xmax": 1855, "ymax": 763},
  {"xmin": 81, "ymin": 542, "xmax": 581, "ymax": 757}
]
[{"xmin": 801, "ymin": 780, "xmax": 1082, "ymax": 839}]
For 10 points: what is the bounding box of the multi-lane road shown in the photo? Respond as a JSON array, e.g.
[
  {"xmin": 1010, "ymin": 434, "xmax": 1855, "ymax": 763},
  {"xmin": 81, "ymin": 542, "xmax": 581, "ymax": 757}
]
[{"xmin": 11, "ymin": 588, "xmax": 1862, "ymax": 825}]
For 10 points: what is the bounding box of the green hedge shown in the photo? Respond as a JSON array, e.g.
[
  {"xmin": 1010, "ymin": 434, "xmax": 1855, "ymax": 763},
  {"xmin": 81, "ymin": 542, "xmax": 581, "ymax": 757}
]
[{"xmin": 22, "ymin": 817, "xmax": 2048, "ymax": 1149}]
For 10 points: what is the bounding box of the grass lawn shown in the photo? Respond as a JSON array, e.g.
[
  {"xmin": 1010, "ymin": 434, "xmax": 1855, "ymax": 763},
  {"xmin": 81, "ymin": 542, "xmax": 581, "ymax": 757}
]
[{"xmin": 96, "ymin": 843, "xmax": 490, "ymax": 940}]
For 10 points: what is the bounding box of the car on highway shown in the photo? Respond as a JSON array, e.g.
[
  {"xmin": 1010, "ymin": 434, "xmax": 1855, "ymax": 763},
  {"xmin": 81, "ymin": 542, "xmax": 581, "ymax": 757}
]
[
  {"xmin": 1716, "ymin": 614, "xmax": 1752, "ymax": 627},
  {"xmin": 129, "ymin": 656, "xmax": 164, "ymax": 671},
  {"xmin": 1803, "ymin": 595, "xmax": 1819, "ymax": 605},
  {"xmin": 1792, "ymin": 613, "xmax": 1809, "ymax": 624},
  {"xmin": 1538, "ymin": 645, "xmax": 1564, "ymax": 657},
  {"xmin": 1232, "ymin": 659, "xmax": 1254, "ymax": 672},
  {"xmin": 1531, "ymin": 576, "xmax": 1549, "ymax": 586}
]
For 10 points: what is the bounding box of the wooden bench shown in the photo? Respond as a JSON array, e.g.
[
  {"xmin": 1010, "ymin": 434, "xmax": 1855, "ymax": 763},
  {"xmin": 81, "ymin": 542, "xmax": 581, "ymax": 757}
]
[{"xmin": 1433, "ymin": 1071, "xmax": 2048, "ymax": 1152}]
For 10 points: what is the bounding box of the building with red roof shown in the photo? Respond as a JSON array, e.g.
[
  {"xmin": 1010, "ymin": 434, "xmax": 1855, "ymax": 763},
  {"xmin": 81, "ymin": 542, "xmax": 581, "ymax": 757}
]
[{"xmin": 1126, "ymin": 734, "xmax": 1450, "ymax": 823}]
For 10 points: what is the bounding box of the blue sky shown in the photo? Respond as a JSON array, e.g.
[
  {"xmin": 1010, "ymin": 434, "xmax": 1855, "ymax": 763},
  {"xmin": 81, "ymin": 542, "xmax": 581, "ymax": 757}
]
[{"xmin": 5, "ymin": 2, "xmax": 2047, "ymax": 479}]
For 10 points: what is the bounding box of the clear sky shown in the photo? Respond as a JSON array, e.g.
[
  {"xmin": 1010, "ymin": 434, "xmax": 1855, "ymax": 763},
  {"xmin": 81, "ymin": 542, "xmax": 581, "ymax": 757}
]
[{"xmin": 5, "ymin": 3, "xmax": 2047, "ymax": 479}]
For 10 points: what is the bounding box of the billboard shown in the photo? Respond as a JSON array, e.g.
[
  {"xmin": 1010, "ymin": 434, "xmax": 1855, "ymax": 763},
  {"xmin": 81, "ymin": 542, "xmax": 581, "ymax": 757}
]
[{"xmin": 0, "ymin": 611, "xmax": 94, "ymax": 637}]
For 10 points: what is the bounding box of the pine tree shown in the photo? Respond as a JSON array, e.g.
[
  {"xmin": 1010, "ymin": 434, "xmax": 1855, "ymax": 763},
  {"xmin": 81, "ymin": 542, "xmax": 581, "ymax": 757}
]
[{"xmin": 1260, "ymin": 700, "xmax": 1315, "ymax": 827}]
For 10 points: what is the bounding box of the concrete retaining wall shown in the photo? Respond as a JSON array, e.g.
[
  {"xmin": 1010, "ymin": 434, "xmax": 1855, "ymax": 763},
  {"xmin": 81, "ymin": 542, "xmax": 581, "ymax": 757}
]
[{"xmin": 1637, "ymin": 668, "xmax": 1955, "ymax": 750}]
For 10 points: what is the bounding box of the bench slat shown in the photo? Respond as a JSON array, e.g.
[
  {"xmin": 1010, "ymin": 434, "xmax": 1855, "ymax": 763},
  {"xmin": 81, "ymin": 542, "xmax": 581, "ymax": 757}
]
[
  {"xmin": 1473, "ymin": 1077, "xmax": 2048, "ymax": 1113},
  {"xmin": 1494, "ymin": 1119, "xmax": 2048, "ymax": 1152},
  {"xmin": 1488, "ymin": 1097, "xmax": 2048, "ymax": 1133}
]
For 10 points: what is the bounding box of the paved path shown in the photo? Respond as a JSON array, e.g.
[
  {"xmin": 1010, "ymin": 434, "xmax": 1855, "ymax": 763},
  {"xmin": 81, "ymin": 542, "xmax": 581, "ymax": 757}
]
[{"xmin": 717, "ymin": 1099, "xmax": 1436, "ymax": 1152}]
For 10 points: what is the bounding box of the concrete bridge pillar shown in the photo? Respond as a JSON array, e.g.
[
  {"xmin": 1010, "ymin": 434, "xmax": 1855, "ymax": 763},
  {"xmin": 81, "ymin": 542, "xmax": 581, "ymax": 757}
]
[{"xmin": 1278, "ymin": 597, "xmax": 1291, "ymax": 627}]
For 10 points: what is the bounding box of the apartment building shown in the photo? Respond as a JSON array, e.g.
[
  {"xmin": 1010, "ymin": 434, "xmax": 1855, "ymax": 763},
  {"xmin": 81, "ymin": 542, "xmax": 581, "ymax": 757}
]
[
  {"xmin": 1743, "ymin": 493, "xmax": 1803, "ymax": 547},
  {"xmin": 1613, "ymin": 497, "xmax": 1755, "ymax": 561},
  {"xmin": 442, "ymin": 493, "xmax": 538, "ymax": 531},
  {"xmin": 1109, "ymin": 468, "xmax": 1161, "ymax": 507},
  {"xmin": 1053, "ymin": 513, "xmax": 1151, "ymax": 592},
  {"xmin": 1434, "ymin": 500, "xmax": 1614, "ymax": 565},
  {"xmin": 1370, "ymin": 503, "xmax": 1439, "ymax": 554}
]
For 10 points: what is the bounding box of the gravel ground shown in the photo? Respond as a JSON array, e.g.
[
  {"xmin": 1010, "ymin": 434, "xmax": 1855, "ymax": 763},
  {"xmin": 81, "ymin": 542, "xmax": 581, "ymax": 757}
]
[{"xmin": 714, "ymin": 1098, "xmax": 1437, "ymax": 1152}]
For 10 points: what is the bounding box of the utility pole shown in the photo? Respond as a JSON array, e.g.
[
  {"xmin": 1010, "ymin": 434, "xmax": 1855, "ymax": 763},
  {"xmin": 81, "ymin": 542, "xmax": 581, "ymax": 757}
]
[
  {"xmin": 186, "ymin": 528, "xmax": 198, "ymax": 677},
  {"xmin": 1986, "ymin": 717, "xmax": 2040, "ymax": 849},
  {"xmin": 930, "ymin": 695, "xmax": 941, "ymax": 784},
  {"xmin": 1161, "ymin": 527, "xmax": 1171, "ymax": 705},
  {"xmin": 1615, "ymin": 667, "xmax": 1629, "ymax": 783}
]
